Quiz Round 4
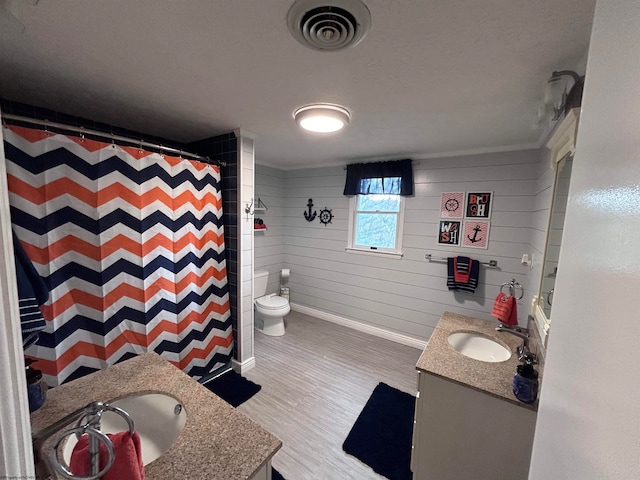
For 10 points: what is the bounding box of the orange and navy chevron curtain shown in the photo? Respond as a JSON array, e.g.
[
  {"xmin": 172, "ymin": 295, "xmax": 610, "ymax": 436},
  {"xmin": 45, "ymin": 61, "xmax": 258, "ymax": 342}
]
[{"xmin": 4, "ymin": 125, "xmax": 233, "ymax": 386}]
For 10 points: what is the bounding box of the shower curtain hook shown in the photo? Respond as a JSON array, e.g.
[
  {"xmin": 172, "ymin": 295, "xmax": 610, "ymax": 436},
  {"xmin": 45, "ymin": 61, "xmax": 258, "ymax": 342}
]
[
  {"xmin": 159, "ymin": 145, "xmax": 165, "ymax": 158},
  {"xmin": 138, "ymin": 139, "xmax": 143, "ymax": 154},
  {"xmin": 44, "ymin": 120, "xmax": 49, "ymax": 136},
  {"xmin": 79, "ymin": 127, "xmax": 85, "ymax": 143},
  {"xmin": 110, "ymin": 131, "xmax": 115, "ymax": 147}
]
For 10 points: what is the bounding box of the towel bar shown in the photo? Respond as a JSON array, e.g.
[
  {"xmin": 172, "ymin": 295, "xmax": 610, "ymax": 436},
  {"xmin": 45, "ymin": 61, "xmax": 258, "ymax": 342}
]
[{"xmin": 425, "ymin": 253, "xmax": 498, "ymax": 268}]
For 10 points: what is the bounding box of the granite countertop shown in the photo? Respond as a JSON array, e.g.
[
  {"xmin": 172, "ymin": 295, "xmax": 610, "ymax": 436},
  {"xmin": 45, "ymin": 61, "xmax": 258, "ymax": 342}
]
[
  {"xmin": 30, "ymin": 353, "xmax": 281, "ymax": 479},
  {"xmin": 416, "ymin": 312, "xmax": 542, "ymax": 411}
]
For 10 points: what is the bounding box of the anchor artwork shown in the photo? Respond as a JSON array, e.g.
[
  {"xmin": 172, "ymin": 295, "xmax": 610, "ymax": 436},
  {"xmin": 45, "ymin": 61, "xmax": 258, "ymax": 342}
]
[
  {"xmin": 462, "ymin": 220, "xmax": 490, "ymax": 249},
  {"xmin": 303, "ymin": 198, "xmax": 317, "ymax": 222}
]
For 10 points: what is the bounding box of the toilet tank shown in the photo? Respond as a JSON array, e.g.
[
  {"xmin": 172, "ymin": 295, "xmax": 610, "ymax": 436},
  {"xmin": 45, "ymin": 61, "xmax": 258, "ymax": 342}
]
[{"xmin": 254, "ymin": 270, "xmax": 269, "ymax": 297}]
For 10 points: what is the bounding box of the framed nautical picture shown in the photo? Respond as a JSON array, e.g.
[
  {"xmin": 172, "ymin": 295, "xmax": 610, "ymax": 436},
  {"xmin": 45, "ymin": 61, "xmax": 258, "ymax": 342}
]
[
  {"xmin": 438, "ymin": 220, "xmax": 462, "ymax": 246},
  {"xmin": 462, "ymin": 220, "xmax": 490, "ymax": 249},
  {"xmin": 440, "ymin": 192, "xmax": 465, "ymax": 219},
  {"xmin": 465, "ymin": 192, "xmax": 493, "ymax": 219}
]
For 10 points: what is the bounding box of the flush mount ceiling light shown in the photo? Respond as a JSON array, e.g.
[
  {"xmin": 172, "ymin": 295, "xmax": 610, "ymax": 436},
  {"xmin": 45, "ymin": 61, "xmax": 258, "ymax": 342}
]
[{"xmin": 293, "ymin": 103, "xmax": 351, "ymax": 133}]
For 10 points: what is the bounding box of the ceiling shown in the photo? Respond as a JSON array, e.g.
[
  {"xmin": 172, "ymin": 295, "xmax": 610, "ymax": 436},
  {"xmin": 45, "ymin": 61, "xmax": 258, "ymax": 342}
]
[{"xmin": 0, "ymin": 0, "xmax": 595, "ymax": 169}]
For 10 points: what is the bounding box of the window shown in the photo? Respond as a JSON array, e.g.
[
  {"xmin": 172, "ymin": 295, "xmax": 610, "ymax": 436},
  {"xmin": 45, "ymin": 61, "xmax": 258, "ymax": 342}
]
[
  {"xmin": 348, "ymin": 189, "xmax": 405, "ymax": 256},
  {"xmin": 343, "ymin": 159, "xmax": 412, "ymax": 257}
]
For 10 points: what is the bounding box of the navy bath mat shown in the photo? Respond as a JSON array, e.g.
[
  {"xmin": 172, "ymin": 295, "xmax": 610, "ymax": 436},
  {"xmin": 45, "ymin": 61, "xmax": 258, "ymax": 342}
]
[
  {"xmin": 272, "ymin": 468, "xmax": 285, "ymax": 480},
  {"xmin": 203, "ymin": 370, "xmax": 261, "ymax": 407},
  {"xmin": 342, "ymin": 383, "xmax": 415, "ymax": 480}
]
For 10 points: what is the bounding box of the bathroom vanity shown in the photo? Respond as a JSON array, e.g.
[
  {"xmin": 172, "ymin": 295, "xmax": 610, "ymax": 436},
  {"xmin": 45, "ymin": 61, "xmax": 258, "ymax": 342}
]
[
  {"xmin": 30, "ymin": 353, "xmax": 281, "ymax": 480},
  {"xmin": 412, "ymin": 312, "xmax": 539, "ymax": 480}
]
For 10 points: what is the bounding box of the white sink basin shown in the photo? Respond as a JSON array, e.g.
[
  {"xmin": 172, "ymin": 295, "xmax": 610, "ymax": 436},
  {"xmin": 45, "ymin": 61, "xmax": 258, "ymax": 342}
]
[
  {"xmin": 63, "ymin": 393, "xmax": 187, "ymax": 467},
  {"xmin": 447, "ymin": 332, "xmax": 511, "ymax": 362}
]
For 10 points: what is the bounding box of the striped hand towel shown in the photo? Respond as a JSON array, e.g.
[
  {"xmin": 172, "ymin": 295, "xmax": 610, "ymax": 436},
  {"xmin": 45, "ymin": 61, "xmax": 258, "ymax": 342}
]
[
  {"xmin": 13, "ymin": 231, "xmax": 49, "ymax": 349},
  {"xmin": 447, "ymin": 256, "xmax": 480, "ymax": 293}
]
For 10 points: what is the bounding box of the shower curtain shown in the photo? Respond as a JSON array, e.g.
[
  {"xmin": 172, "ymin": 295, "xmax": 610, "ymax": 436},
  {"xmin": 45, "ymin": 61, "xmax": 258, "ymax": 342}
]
[{"xmin": 3, "ymin": 125, "xmax": 233, "ymax": 386}]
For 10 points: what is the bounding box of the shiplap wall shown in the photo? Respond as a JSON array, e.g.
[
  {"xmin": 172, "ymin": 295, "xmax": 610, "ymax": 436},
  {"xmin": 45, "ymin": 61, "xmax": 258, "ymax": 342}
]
[
  {"xmin": 254, "ymin": 165, "xmax": 285, "ymax": 295},
  {"xmin": 255, "ymin": 149, "xmax": 549, "ymax": 342}
]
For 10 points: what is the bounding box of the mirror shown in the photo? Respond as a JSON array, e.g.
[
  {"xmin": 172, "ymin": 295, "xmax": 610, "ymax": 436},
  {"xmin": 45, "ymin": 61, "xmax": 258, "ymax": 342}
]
[
  {"xmin": 539, "ymin": 156, "xmax": 573, "ymax": 318},
  {"xmin": 533, "ymin": 108, "xmax": 579, "ymax": 341}
]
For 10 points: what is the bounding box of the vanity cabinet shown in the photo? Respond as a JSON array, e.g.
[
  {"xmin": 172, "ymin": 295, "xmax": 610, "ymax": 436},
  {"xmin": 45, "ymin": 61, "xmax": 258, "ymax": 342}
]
[
  {"xmin": 411, "ymin": 371, "xmax": 536, "ymax": 480},
  {"xmin": 412, "ymin": 312, "xmax": 540, "ymax": 480}
]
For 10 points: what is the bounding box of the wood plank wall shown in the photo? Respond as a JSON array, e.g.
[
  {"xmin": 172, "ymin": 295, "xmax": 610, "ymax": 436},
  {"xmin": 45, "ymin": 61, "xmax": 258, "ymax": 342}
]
[
  {"xmin": 255, "ymin": 149, "xmax": 550, "ymax": 342},
  {"xmin": 254, "ymin": 165, "xmax": 286, "ymax": 295}
]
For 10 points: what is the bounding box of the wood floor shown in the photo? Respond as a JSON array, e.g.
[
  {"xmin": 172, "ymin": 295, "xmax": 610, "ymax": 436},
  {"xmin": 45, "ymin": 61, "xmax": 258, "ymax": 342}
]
[{"xmin": 238, "ymin": 310, "xmax": 422, "ymax": 480}]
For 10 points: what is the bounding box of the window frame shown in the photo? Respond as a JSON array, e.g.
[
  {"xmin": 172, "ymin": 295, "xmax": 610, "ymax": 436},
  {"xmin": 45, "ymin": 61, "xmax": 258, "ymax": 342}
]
[{"xmin": 346, "ymin": 193, "xmax": 405, "ymax": 258}]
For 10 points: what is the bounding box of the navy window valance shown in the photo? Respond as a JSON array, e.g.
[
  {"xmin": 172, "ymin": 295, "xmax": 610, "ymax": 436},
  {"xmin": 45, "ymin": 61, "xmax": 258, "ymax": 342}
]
[{"xmin": 343, "ymin": 159, "xmax": 413, "ymax": 196}]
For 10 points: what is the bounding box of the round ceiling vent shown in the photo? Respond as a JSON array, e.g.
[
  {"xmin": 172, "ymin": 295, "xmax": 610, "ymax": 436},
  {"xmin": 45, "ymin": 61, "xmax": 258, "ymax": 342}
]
[{"xmin": 287, "ymin": 0, "xmax": 371, "ymax": 51}]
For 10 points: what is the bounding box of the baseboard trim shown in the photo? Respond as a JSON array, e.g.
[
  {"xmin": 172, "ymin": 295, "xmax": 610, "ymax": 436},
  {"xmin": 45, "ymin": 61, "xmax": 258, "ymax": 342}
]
[
  {"xmin": 232, "ymin": 356, "xmax": 256, "ymax": 374},
  {"xmin": 290, "ymin": 303, "xmax": 427, "ymax": 350}
]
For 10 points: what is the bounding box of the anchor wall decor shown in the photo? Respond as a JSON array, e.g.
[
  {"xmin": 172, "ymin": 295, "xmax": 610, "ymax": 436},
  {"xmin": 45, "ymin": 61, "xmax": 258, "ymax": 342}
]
[
  {"xmin": 462, "ymin": 220, "xmax": 490, "ymax": 249},
  {"xmin": 304, "ymin": 198, "xmax": 317, "ymax": 222},
  {"xmin": 467, "ymin": 225, "xmax": 482, "ymax": 243}
]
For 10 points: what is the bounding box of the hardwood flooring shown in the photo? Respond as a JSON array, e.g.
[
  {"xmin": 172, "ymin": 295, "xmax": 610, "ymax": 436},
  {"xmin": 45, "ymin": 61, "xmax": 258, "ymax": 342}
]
[{"xmin": 238, "ymin": 310, "xmax": 422, "ymax": 480}]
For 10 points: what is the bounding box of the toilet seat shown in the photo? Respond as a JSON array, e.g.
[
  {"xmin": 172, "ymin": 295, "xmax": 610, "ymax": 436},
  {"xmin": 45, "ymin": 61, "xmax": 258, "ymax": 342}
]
[{"xmin": 256, "ymin": 295, "xmax": 288, "ymax": 310}]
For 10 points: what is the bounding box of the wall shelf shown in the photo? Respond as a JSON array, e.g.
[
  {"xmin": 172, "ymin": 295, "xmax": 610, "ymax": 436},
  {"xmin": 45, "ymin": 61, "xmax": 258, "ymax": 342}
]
[{"xmin": 254, "ymin": 197, "xmax": 268, "ymax": 212}]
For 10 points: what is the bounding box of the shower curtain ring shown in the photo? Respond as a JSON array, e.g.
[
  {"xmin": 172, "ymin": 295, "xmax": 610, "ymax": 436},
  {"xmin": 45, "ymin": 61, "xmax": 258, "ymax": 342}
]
[{"xmin": 79, "ymin": 127, "xmax": 85, "ymax": 143}]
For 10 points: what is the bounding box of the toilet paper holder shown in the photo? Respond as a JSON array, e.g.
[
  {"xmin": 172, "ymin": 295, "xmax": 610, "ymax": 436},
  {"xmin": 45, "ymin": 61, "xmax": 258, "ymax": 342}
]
[{"xmin": 280, "ymin": 269, "xmax": 290, "ymax": 300}]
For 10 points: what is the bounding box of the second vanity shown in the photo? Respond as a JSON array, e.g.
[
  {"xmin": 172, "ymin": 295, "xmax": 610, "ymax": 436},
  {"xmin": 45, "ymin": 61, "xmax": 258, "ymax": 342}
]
[
  {"xmin": 30, "ymin": 353, "xmax": 281, "ymax": 480},
  {"xmin": 411, "ymin": 312, "xmax": 541, "ymax": 480}
]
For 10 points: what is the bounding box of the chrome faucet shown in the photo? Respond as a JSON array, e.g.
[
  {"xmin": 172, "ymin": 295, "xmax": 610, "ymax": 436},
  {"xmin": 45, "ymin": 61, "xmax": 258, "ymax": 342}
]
[
  {"xmin": 32, "ymin": 401, "xmax": 134, "ymax": 479},
  {"xmin": 495, "ymin": 324, "xmax": 536, "ymax": 362}
]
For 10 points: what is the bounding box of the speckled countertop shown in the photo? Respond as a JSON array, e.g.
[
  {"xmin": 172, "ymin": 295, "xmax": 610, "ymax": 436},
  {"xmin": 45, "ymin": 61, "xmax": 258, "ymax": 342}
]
[
  {"xmin": 416, "ymin": 312, "xmax": 541, "ymax": 411},
  {"xmin": 30, "ymin": 353, "xmax": 281, "ymax": 479}
]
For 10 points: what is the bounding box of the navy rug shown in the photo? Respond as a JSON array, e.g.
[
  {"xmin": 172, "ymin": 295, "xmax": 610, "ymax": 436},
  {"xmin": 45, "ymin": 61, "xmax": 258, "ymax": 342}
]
[
  {"xmin": 203, "ymin": 370, "xmax": 261, "ymax": 407},
  {"xmin": 272, "ymin": 468, "xmax": 285, "ymax": 480},
  {"xmin": 342, "ymin": 383, "xmax": 415, "ymax": 480}
]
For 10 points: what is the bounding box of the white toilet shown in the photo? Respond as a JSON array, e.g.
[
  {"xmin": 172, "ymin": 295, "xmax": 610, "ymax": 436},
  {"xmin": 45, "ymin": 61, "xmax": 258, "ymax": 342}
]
[{"xmin": 254, "ymin": 270, "xmax": 290, "ymax": 336}]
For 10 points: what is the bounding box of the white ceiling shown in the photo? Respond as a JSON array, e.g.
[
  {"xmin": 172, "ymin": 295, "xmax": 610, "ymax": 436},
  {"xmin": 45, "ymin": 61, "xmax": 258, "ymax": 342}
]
[{"xmin": 0, "ymin": 0, "xmax": 595, "ymax": 169}]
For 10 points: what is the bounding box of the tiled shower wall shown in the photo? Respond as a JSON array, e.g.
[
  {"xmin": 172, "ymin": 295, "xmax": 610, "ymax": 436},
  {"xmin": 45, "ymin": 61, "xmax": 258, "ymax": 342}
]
[
  {"xmin": 187, "ymin": 134, "xmax": 239, "ymax": 359},
  {"xmin": 254, "ymin": 165, "xmax": 286, "ymax": 295}
]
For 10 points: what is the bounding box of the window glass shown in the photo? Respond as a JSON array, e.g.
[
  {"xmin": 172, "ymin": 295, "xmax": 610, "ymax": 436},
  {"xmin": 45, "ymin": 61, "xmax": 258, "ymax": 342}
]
[
  {"xmin": 350, "ymin": 192, "xmax": 403, "ymax": 253},
  {"xmin": 354, "ymin": 213, "xmax": 398, "ymax": 249},
  {"xmin": 357, "ymin": 194, "xmax": 401, "ymax": 212}
]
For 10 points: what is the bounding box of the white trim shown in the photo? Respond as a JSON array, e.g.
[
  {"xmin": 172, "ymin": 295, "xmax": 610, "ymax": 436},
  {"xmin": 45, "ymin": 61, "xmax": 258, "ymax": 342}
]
[
  {"xmin": 263, "ymin": 143, "xmax": 540, "ymax": 171},
  {"xmin": 531, "ymin": 109, "xmax": 580, "ymax": 341},
  {"xmin": 233, "ymin": 128, "xmax": 257, "ymax": 140},
  {"xmin": 545, "ymin": 108, "xmax": 580, "ymax": 169},
  {"xmin": 411, "ymin": 143, "xmax": 539, "ymax": 160},
  {"xmin": 0, "ymin": 117, "xmax": 35, "ymax": 478},
  {"xmin": 530, "ymin": 296, "xmax": 550, "ymax": 345},
  {"xmin": 290, "ymin": 303, "xmax": 427, "ymax": 350},
  {"xmin": 232, "ymin": 356, "xmax": 256, "ymax": 374},
  {"xmin": 344, "ymin": 247, "xmax": 403, "ymax": 259}
]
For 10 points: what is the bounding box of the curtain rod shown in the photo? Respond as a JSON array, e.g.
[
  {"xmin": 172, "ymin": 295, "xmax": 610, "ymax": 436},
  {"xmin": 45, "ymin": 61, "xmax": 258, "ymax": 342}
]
[{"xmin": 1, "ymin": 113, "xmax": 226, "ymax": 167}]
